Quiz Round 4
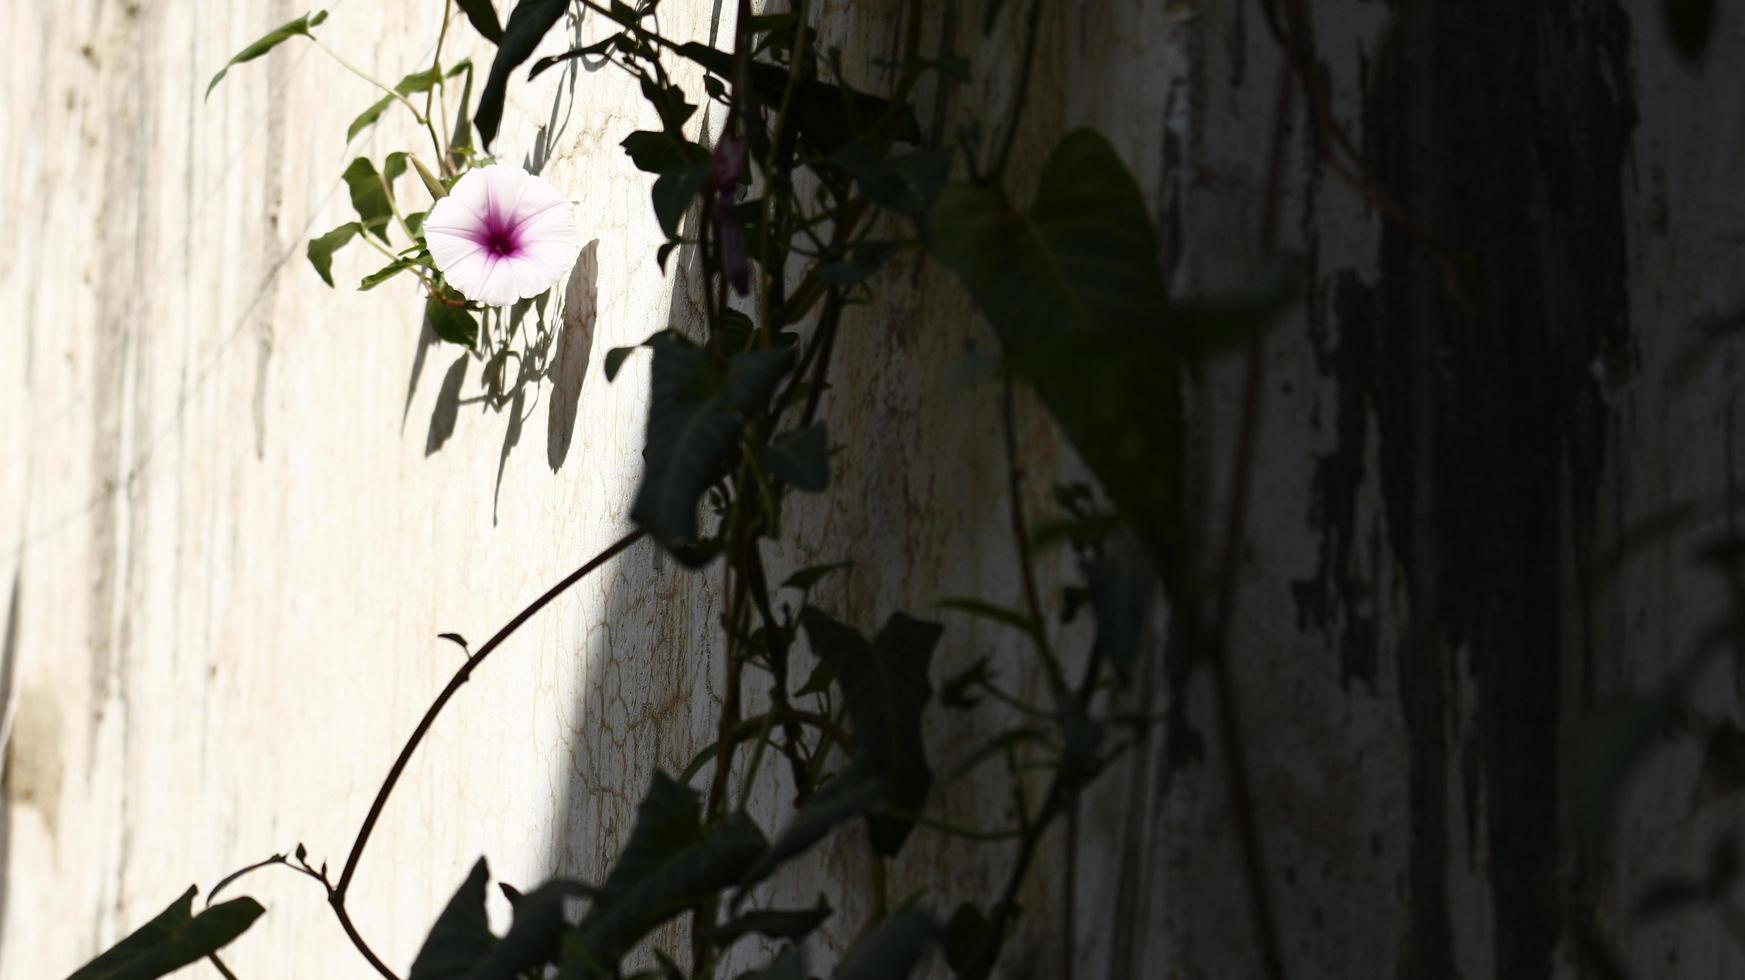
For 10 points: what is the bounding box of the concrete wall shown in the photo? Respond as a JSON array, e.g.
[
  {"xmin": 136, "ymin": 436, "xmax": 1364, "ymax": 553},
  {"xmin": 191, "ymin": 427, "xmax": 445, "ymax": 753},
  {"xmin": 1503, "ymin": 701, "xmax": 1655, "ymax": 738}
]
[{"xmin": 5, "ymin": 1, "xmax": 1744, "ymax": 978}]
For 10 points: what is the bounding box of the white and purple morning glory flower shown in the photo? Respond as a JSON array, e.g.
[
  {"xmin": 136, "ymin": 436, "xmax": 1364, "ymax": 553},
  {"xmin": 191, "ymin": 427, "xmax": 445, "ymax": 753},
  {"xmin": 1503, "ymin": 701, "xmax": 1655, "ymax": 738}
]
[{"xmin": 423, "ymin": 164, "xmax": 580, "ymax": 308}]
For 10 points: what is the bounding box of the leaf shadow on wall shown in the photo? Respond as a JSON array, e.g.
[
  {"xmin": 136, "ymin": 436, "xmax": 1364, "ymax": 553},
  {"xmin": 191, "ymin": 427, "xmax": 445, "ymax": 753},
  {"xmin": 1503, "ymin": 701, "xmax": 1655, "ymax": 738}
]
[
  {"xmin": 546, "ymin": 240, "xmax": 600, "ymax": 472},
  {"xmin": 0, "ymin": 566, "xmax": 22, "ymax": 953}
]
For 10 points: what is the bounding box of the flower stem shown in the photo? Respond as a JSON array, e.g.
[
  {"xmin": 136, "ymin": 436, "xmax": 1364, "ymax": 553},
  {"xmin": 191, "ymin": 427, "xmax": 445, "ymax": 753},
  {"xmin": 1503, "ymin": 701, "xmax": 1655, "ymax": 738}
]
[
  {"xmin": 311, "ymin": 37, "xmax": 428, "ymax": 124},
  {"xmin": 427, "ymin": 2, "xmax": 454, "ymax": 172}
]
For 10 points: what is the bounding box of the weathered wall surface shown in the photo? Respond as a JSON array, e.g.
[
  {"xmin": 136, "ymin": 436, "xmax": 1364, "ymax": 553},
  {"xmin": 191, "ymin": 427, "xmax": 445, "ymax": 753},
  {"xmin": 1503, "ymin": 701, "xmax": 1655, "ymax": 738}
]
[{"xmin": 5, "ymin": 1, "xmax": 1744, "ymax": 979}]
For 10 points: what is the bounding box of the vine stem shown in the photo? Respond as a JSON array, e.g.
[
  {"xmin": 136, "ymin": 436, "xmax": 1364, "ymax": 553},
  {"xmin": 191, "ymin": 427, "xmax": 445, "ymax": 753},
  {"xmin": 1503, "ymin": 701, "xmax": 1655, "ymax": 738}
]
[
  {"xmin": 317, "ymin": 529, "xmax": 644, "ymax": 980},
  {"xmin": 426, "ymin": 1, "xmax": 454, "ymax": 172},
  {"xmin": 1197, "ymin": 63, "xmax": 1299, "ymax": 980},
  {"xmin": 312, "ymin": 37, "xmax": 427, "ymax": 124},
  {"xmin": 1001, "ymin": 376, "xmax": 1069, "ymax": 701},
  {"xmin": 989, "ymin": 0, "xmax": 1045, "ymax": 181}
]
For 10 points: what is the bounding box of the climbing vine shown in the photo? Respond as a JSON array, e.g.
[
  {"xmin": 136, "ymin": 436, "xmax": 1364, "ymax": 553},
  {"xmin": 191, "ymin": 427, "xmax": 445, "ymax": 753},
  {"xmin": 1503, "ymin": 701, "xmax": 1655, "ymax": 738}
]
[{"xmin": 66, "ymin": 2, "xmax": 1304, "ymax": 979}]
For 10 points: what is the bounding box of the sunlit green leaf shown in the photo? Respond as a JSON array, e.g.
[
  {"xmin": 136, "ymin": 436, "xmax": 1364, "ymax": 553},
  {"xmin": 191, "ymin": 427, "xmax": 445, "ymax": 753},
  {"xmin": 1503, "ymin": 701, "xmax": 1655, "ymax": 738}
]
[
  {"xmin": 346, "ymin": 66, "xmax": 446, "ymax": 143},
  {"xmin": 342, "ymin": 157, "xmax": 397, "ymax": 240},
  {"xmin": 206, "ymin": 10, "xmax": 328, "ymax": 99},
  {"xmin": 360, "ymin": 254, "xmax": 421, "ymax": 290},
  {"xmin": 306, "ymin": 222, "xmax": 360, "ymax": 287}
]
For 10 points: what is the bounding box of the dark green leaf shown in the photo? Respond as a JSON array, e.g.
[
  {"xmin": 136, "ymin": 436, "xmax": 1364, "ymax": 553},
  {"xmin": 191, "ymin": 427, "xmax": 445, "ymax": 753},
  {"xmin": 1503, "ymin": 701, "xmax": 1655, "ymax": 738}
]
[
  {"xmin": 206, "ymin": 10, "xmax": 328, "ymax": 98},
  {"xmin": 426, "ymin": 300, "xmax": 479, "ymax": 348},
  {"xmin": 735, "ymin": 948, "xmax": 805, "ymax": 980},
  {"xmin": 832, "ymin": 909, "xmax": 934, "ymax": 980},
  {"xmin": 307, "ymin": 222, "xmax": 360, "ymax": 287},
  {"xmin": 1082, "ymin": 535, "xmax": 1155, "ymax": 679},
  {"xmin": 1574, "ymin": 692, "xmax": 1682, "ymax": 854},
  {"xmin": 721, "ymin": 348, "xmax": 795, "ymax": 413},
  {"xmin": 782, "ymin": 561, "xmax": 852, "ymax": 592},
  {"xmin": 457, "ymin": 0, "xmax": 504, "ymax": 43},
  {"xmin": 641, "ymin": 75, "xmax": 698, "ymax": 135},
  {"xmin": 529, "ymin": 35, "xmax": 620, "ymax": 80},
  {"xmin": 410, "ymin": 859, "xmax": 496, "ymax": 980},
  {"xmin": 937, "ymin": 598, "xmax": 1040, "ymax": 642},
  {"xmin": 703, "ymin": 901, "xmax": 831, "ymax": 945},
  {"xmin": 740, "ymin": 766, "xmax": 887, "ymax": 889},
  {"xmin": 794, "ymin": 660, "xmax": 834, "ymax": 698},
  {"xmin": 604, "ymin": 346, "xmax": 639, "ymax": 381},
  {"xmin": 815, "ymin": 241, "xmax": 901, "ymax": 285},
  {"xmin": 341, "ymin": 100, "xmax": 392, "ymax": 149},
  {"xmin": 653, "ymin": 163, "xmax": 711, "ymax": 237},
  {"xmin": 1664, "ymin": 0, "xmax": 1717, "ymax": 61},
  {"xmin": 1169, "ymin": 258, "xmax": 1302, "ymax": 361},
  {"xmin": 562, "ymin": 774, "xmax": 768, "ymax": 978},
  {"xmin": 67, "ymin": 887, "xmax": 264, "ymax": 980},
  {"xmin": 983, "ymin": 0, "xmax": 1012, "ymax": 34},
  {"xmin": 928, "ymin": 129, "xmax": 1185, "ymax": 556},
  {"xmin": 830, "ymin": 145, "xmax": 951, "ymax": 220},
  {"xmin": 476, "ymin": 0, "xmax": 568, "ymax": 148},
  {"xmin": 939, "ymin": 658, "xmax": 991, "ymax": 710},
  {"xmin": 1633, "ymin": 877, "xmax": 1709, "ymax": 921},
  {"xmin": 942, "ymin": 903, "xmax": 992, "ymax": 974},
  {"xmin": 756, "ymin": 424, "xmax": 829, "ymax": 492},
  {"xmin": 469, "ymin": 879, "xmax": 597, "ymax": 979},
  {"xmin": 621, "ymin": 131, "xmax": 704, "ymax": 175},
  {"xmin": 630, "ymin": 338, "xmax": 794, "ymax": 560},
  {"xmin": 800, "ymin": 609, "xmax": 940, "ymax": 855},
  {"xmin": 674, "ymin": 43, "xmax": 922, "ymax": 152},
  {"xmin": 948, "ymin": 726, "xmax": 1049, "ymax": 780}
]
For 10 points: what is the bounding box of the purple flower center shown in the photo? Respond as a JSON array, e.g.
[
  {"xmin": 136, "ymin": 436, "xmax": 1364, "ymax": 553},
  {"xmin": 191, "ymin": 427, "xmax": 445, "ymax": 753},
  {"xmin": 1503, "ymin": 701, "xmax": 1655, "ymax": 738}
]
[{"xmin": 481, "ymin": 213, "xmax": 521, "ymax": 258}]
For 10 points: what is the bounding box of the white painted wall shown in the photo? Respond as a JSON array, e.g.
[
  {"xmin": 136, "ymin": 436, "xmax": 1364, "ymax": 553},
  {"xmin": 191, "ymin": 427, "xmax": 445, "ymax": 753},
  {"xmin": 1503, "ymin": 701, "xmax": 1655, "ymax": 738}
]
[{"xmin": 7, "ymin": 1, "xmax": 1743, "ymax": 979}]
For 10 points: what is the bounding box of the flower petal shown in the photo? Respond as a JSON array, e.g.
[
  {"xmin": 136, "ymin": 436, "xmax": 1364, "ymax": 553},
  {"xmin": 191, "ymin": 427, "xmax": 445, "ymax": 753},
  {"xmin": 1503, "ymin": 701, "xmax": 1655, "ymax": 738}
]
[
  {"xmin": 440, "ymin": 248, "xmax": 493, "ymax": 302},
  {"xmin": 473, "ymin": 256, "xmax": 521, "ymax": 308},
  {"xmin": 426, "ymin": 172, "xmax": 493, "ymax": 237},
  {"xmin": 514, "ymin": 200, "xmax": 578, "ymax": 247},
  {"xmin": 506, "ymin": 171, "xmax": 567, "ymax": 224}
]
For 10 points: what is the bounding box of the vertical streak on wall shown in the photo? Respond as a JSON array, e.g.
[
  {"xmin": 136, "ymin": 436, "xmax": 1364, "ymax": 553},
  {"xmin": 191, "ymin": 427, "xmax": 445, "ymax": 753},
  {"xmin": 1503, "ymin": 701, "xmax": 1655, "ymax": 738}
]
[{"xmin": 1330, "ymin": 2, "xmax": 1637, "ymax": 976}]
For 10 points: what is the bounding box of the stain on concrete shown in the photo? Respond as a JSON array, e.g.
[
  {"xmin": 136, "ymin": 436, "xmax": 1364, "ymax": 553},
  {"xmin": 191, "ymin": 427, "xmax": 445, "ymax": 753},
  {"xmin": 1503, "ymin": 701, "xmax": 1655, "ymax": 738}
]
[{"xmin": 1301, "ymin": 2, "xmax": 1638, "ymax": 976}]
